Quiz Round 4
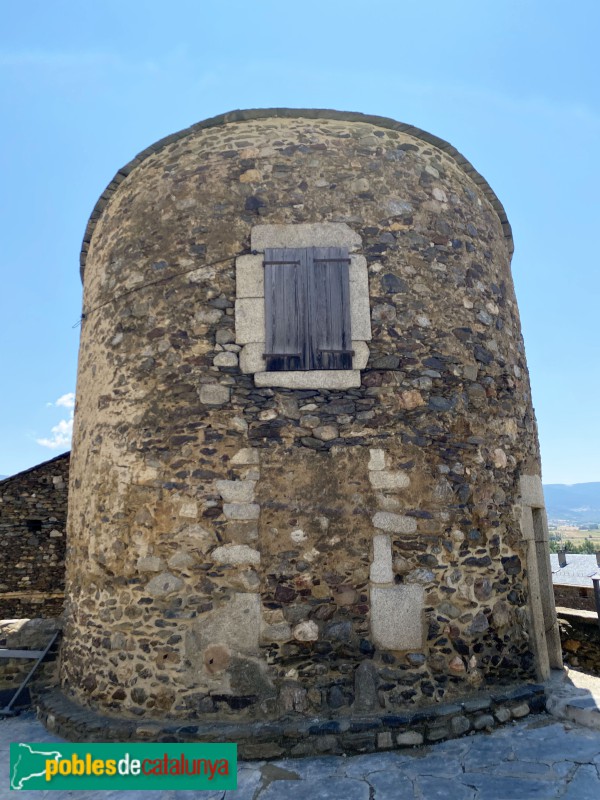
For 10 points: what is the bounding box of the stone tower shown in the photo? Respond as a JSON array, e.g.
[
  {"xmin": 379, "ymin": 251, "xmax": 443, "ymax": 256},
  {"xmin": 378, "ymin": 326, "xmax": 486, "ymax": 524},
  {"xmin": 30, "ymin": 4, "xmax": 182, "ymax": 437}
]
[{"xmin": 56, "ymin": 110, "xmax": 561, "ymax": 753}]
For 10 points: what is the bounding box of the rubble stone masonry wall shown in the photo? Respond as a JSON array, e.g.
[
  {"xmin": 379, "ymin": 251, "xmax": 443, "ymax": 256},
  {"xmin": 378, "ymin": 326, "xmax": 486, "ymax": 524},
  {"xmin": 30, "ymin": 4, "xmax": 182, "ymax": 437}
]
[
  {"xmin": 0, "ymin": 453, "xmax": 68, "ymax": 618},
  {"xmin": 63, "ymin": 111, "xmax": 545, "ymax": 730},
  {"xmin": 558, "ymin": 609, "xmax": 600, "ymax": 675}
]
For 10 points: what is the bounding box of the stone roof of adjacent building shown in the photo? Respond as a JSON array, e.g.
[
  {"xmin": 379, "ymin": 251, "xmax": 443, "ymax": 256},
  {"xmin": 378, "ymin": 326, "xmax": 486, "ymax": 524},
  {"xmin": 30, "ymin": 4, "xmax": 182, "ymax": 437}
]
[
  {"xmin": 80, "ymin": 108, "xmax": 514, "ymax": 280},
  {"xmin": 550, "ymin": 553, "xmax": 600, "ymax": 587},
  {"xmin": 0, "ymin": 451, "xmax": 70, "ymax": 487}
]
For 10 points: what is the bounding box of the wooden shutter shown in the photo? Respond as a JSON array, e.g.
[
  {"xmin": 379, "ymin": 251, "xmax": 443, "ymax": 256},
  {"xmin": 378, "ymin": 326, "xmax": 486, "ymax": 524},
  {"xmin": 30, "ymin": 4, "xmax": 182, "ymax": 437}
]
[
  {"xmin": 264, "ymin": 248, "xmax": 305, "ymax": 370},
  {"xmin": 263, "ymin": 246, "xmax": 353, "ymax": 371},
  {"xmin": 307, "ymin": 246, "xmax": 352, "ymax": 370}
]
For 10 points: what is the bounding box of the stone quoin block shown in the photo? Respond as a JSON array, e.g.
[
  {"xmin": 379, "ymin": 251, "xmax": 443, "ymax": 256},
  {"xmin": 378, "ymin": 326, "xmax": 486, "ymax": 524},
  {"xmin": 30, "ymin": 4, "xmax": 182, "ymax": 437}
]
[
  {"xmin": 186, "ymin": 592, "xmax": 261, "ymax": 655},
  {"xmin": 235, "ymin": 298, "xmax": 265, "ymax": 344},
  {"xmin": 520, "ymin": 474, "xmax": 545, "ymax": 508},
  {"xmin": 235, "ymin": 254, "xmax": 265, "ymax": 298},
  {"xmin": 352, "ymin": 341, "xmax": 370, "ymax": 370},
  {"xmin": 210, "ymin": 544, "xmax": 261, "ymax": 565},
  {"xmin": 254, "ymin": 370, "xmax": 361, "ymax": 389},
  {"xmin": 223, "ymin": 503, "xmax": 260, "ymax": 520},
  {"xmin": 215, "ymin": 479, "xmax": 257, "ymax": 503},
  {"xmin": 368, "ymin": 471, "xmax": 410, "ymax": 490},
  {"xmin": 370, "ymin": 585, "xmax": 425, "ymax": 650},
  {"xmin": 372, "ymin": 512, "xmax": 418, "ymax": 534},
  {"xmin": 368, "ymin": 449, "xmax": 386, "ymax": 471},
  {"xmin": 230, "ymin": 447, "xmax": 260, "ymax": 465},
  {"xmin": 349, "ymin": 279, "xmax": 373, "ymax": 341},
  {"xmin": 369, "ymin": 534, "xmax": 393, "ymax": 584},
  {"xmin": 239, "ymin": 342, "xmax": 266, "ymax": 374},
  {"xmin": 251, "ymin": 222, "xmax": 362, "ymax": 252}
]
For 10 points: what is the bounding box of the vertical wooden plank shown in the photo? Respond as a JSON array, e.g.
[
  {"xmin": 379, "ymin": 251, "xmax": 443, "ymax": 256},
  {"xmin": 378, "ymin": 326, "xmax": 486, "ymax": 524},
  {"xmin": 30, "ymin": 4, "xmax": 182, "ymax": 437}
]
[
  {"xmin": 309, "ymin": 246, "xmax": 323, "ymax": 370},
  {"xmin": 264, "ymin": 248, "xmax": 304, "ymax": 371},
  {"xmin": 300, "ymin": 247, "xmax": 313, "ymax": 370},
  {"xmin": 324, "ymin": 252, "xmax": 332, "ymax": 368},
  {"xmin": 274, "ymin": 249, "xmax": 286, "ymax": 366},
  {"xmin": 307, "ymin": 246, "xmax": 351, "ymax": 369},
  {"xmin": 284, "ymin": 248, "xmax": 302, "ymax": 369},
  {"xmin": 322, "ymin": 251, "xmax": 331, "ymax": 369},
  {"xmin": 306, "ymin": 247, "xmax": 316, "ymax": 369},
  {"xmin": 339, "ymin": 250, "xmax": 352, "ymax": 367},
  {"xmin": 328, "ymin": 246, "xmax": 343, "ymax": 369}
]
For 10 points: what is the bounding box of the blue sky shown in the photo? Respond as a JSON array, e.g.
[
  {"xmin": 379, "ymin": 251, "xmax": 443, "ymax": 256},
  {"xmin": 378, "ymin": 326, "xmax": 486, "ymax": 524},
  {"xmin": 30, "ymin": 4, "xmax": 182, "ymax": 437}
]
[{"xmin": 0, "ymin": 1, "xmax": 598, "ymax": 483}]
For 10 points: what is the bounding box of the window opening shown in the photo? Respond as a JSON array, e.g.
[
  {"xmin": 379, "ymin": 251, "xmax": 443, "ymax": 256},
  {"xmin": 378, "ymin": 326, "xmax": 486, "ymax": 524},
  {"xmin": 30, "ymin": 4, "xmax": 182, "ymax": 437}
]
[{"xmin": 264, "ymin": 246, "xmax": 353, "ymax": 371}]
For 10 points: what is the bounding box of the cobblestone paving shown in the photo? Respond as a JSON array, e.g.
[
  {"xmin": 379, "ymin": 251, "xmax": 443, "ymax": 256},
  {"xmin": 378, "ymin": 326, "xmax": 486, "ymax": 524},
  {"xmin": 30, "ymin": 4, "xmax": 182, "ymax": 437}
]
[{"xmin": 1, "ymin": 713, "xmax": 600, "ymax": 799}]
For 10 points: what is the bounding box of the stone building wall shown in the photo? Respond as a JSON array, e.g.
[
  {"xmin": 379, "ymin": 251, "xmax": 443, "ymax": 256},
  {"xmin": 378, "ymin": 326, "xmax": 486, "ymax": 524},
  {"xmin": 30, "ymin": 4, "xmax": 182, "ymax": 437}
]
[
  {"xmin": 558, "ymin": 609, "xmax": 600, "ymax": 675},
  {"xmin": 0, "ymin": 618, "xmax": 61, "ymax": 694},
  {"xmin": 62, "ymin": 110, "xmax": 551, "ymax": 729},
  {"xmin": 554, "ymin": 584, "xmax": 596, "ymax": 613},
  {"xmin": 0, "ymin": 453, "xmax": 68, "ymax": 618}
]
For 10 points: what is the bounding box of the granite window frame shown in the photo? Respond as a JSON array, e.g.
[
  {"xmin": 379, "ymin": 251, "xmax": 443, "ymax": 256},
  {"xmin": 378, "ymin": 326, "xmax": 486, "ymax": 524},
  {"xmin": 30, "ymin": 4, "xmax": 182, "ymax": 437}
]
[{"xmin": 235, "ymin": 223, "xmax": 372, "ymax": 390}]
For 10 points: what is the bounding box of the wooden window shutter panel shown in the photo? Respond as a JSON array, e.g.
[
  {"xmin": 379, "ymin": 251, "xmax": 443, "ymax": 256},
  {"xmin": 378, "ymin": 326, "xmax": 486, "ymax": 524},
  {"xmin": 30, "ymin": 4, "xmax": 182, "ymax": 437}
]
[
  {"xmin": 264, "ymin": 248, "xmax": 306, "ymax": 370},
  {"xmin": 307, "ymin": 246, "xmax": 352, "ymax": 370}
]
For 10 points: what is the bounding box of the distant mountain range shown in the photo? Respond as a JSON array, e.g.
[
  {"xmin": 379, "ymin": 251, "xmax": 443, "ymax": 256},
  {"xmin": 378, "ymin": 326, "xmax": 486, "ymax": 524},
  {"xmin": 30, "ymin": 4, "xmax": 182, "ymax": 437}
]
[{"xmin": 543, "ymin": 483, "xmax": 600, "ymax": 524}]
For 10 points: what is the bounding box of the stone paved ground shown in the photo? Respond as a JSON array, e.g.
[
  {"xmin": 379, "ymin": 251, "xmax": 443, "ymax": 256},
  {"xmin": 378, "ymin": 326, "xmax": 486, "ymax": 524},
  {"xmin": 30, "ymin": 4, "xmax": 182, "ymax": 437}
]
[{"xmin": 1, "ymin": 712, "xmax": 600, "ymax": 799}]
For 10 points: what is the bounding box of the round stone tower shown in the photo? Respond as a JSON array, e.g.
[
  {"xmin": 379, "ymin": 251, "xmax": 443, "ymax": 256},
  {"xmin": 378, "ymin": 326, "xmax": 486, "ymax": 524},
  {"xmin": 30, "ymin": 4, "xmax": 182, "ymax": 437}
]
[{"xmin": 57, "ymin": 110, "xmax": 561, "ymax": 753}]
